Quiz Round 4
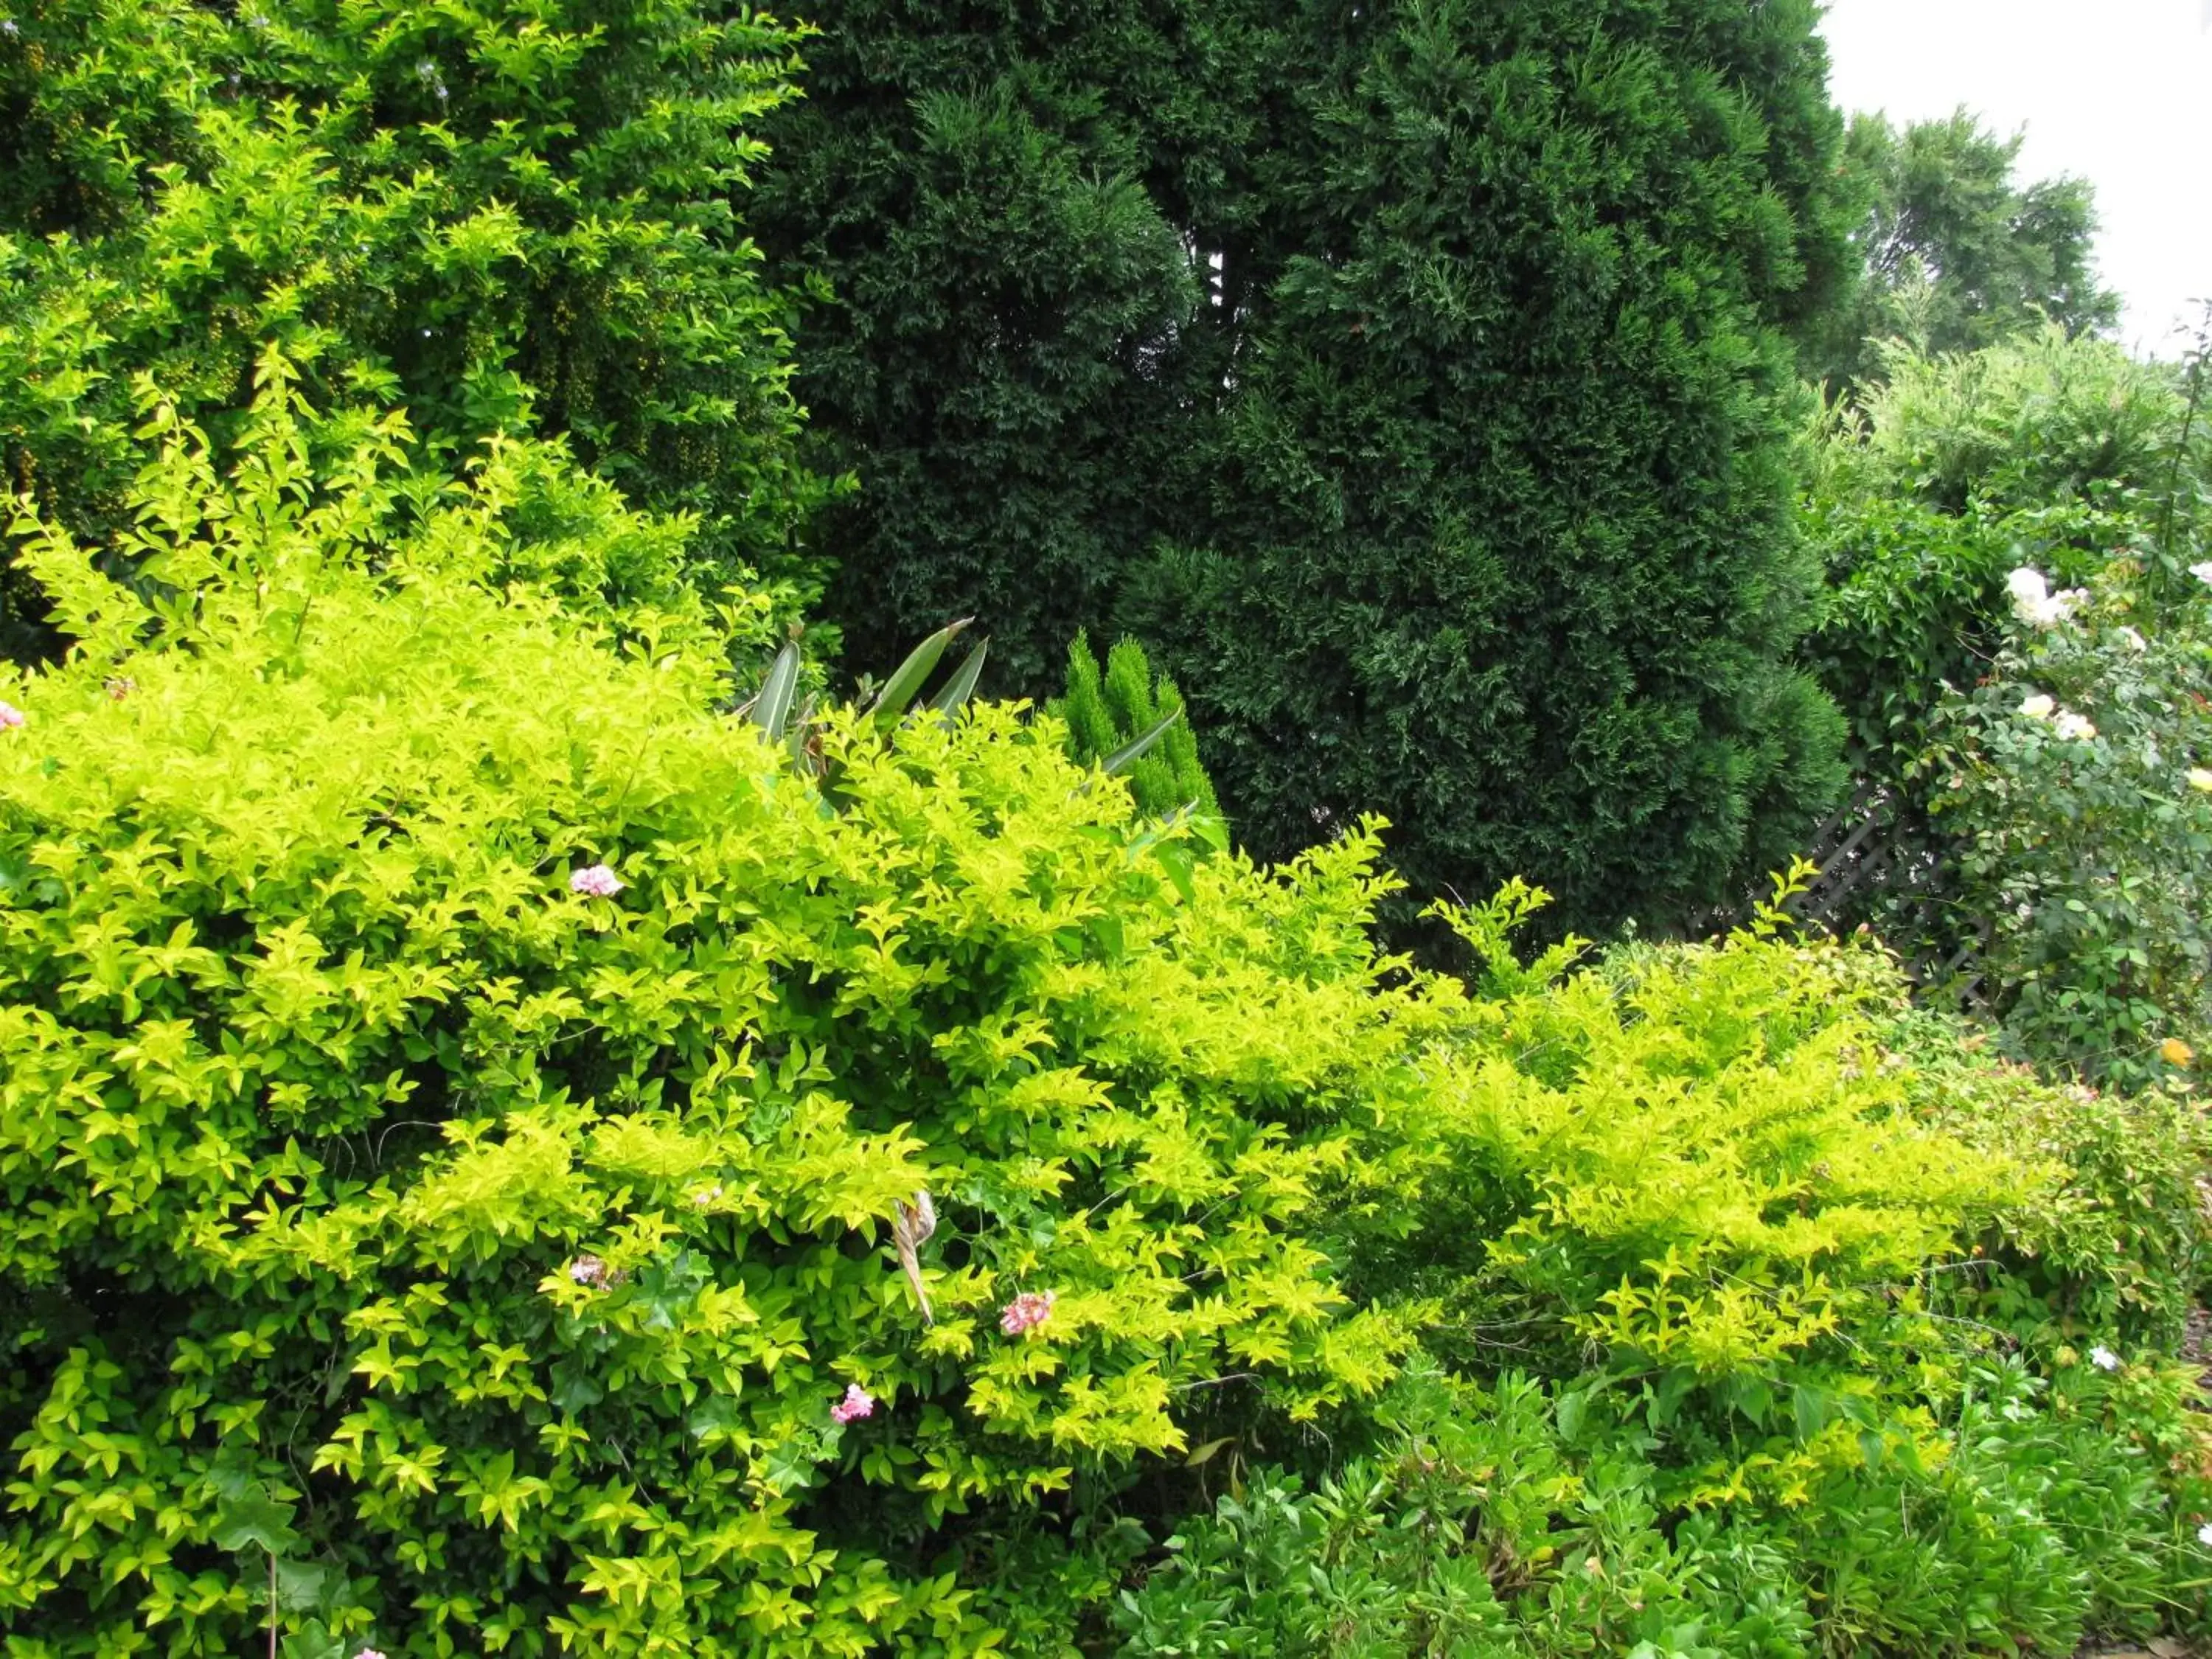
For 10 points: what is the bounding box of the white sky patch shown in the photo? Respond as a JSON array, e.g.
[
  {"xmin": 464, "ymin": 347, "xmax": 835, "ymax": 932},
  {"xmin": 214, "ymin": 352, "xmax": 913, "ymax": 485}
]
[{"xmin": 1820, "ymin": 0, "xmax": 2212, "ymax": 355}]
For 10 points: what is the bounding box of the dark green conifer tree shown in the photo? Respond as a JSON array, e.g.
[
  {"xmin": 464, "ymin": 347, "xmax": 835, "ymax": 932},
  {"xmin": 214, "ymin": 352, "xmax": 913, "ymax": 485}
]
[
  {"xmin": 750, "ymin": 0, "xmax": 1248, "ymax": 687},
  {"xmin": 765, "ymin": 0, "xmax": 1853, "ymax": 935},
  {"xmin": 1121, "ymin": 0, "xmax": 1852, "ymax": 933},
  {"xmin": 0, "ymin": 0, "xmax": 827, "ymax": 661}
]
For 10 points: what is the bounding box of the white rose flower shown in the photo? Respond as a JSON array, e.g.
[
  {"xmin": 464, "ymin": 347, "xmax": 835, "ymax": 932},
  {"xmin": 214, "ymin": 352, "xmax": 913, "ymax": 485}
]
[
  {"xmin": 2090, "ymin": 1344, "xmax": 2120, "ymax": 1371},
  {"xmin": 2005, "ymin": 566, "xmax": 2080, "ymax": 627},
  {"xmin": 2018, "ymin": 693, "xmax": 2056, "ymax": 720},
  {"xmin": 2191, "ymin": 561, "xmax": 2212, "ymax": 588},
  {"xmin": 2006, "ymin": 566, "xmax": 2050, "ymax": 608},
  {"xmin": 2053, "ymin": 711, "xmax": 2097, "ymax": 742},
  {"xmin": 2191, "ymin": 768, "xmax": 2212, "ymax": 793}
]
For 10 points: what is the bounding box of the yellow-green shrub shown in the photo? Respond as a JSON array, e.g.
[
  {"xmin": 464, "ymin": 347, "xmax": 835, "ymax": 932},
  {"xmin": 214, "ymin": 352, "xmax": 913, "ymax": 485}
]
[
  {"xmin": 1344, "ymin": 883, "xmax": 2043, "ymax": 1506},
  {"xmin": 0, "ymin": 375, "xmax": 1419, "ymax": 1657},
  {"xmin": 4, "ymin": 361, "xmax": 2186, "ymax": 1658},
  {"xmin": 1892, "ymin": 1007, "xmax": 2212, "ymax": 1349}
]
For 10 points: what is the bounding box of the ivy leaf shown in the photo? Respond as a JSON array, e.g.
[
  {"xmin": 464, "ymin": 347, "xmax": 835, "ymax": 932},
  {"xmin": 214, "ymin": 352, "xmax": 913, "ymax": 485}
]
[
  {"xmin": 633, "ymin": 1253, "xmax": 706, "ymax": 1332},
  {"xmin": 279, "ymin": 1619, "xmax": 351, "ymax": 1659},
  {"xmin": 688, "ymin": 1395, "xmax": 746, "ymax": 1446},
  {"xmin": 759, "ymin": 1436, "xmax": 822, "ymax": 1497},
  {"xmin": 274, "ymin": 1557, "xmax": 337, "ymax": 1613},
  {"xmin": 550, "ymin": 1367, "xmax": 605, "ymax": 1413},
  {"xmin": 214, "ymin": 1489, "xmax": 301, "ymax": 1557}
]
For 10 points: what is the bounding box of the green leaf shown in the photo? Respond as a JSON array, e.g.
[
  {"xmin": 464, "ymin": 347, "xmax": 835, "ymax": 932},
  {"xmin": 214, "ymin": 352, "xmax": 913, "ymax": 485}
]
[
  {"xmin": 1101, "ymin": 706, "xmax": 1180, "ymax": 776},
  {"xmin": 928, "ymin": 637, "xmax": 989, "ymax": 718},
  {"xmin": 1724, "ymin": 1374, "xmax": 1775, "ymax": 1429},
  {"xmin": 1184, "ymin": 1436, "xmax": 1235, "ymax": 1468},
  {"xmin": 1792, "ymin": 1383, "xmax": 1832, "ymax": 1442},
  {"xmin": 214, "ymin": 1489, "xmax": 301, "ymax": 1557},
  {"xmin": 760, "ymin": 1436, "xmax": 822, "ymax": 1497},
  {"xmin": 1649, "ymin": 1368, "xmax": 1696, "ymax": 1430},
  {"xmin": 1154, "ymin": 843, "xmax": 1197, "ymax": 905},
  {"xmin": 279, "ymin": 1621, "xmax": 351, "ymax": 1659},
  {"xmin": 550, "ymin": 1368, "xmax": 605, "ymax": 1413},
  {"xmin": 868, "ymin": 618, "xmax": 971, "ymax": 726},
  {"xmin": 688, "ymin": 1395, "xmax": 747, "ymax": 1445},
  {"xmin": 274, "ymin": 1557, "xmax": 338, "ymax": 1614},
  {"xmin": 751, "ymin": 641, "xmax": 802, "ymax": 741},
  {"xmin": 1555, "ymin": 1388, "xmax": 1590, "ymax": 1444}
]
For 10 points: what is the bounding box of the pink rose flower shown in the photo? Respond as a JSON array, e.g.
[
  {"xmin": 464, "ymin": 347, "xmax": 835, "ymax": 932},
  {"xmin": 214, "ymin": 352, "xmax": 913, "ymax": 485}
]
[
  {"xmin": 0, "ymin": 700, "xmax": 24, "ymax": 730},
  {"xmin": 999, "ymin": 1290, "xmax": 1057, "ymax": 1338},
  {"xmin": 568, "ymin": 863, "xmax": 625, "ymax": 897},
  {"xmin": 829, "ymin": 1382, "xmax": 874, "ymax": 1425}
]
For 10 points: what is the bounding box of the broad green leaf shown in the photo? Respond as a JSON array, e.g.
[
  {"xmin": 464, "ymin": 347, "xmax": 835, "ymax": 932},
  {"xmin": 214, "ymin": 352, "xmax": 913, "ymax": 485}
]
[
  {"xmin": 214, "ymin": 1490, "xmax": 300, "ymax": 1557},
  {"xmin": 751, "ymin": 641, "xmax": 802, "ymax": 740},
  {"xmin": 274, "ymin": 1557, "xmax": 338, "ymax": 1614},
  {"xmin": 867, "ymin": 618, "xmax": 971, "ymax": 726},
  {"xmin": 928, "ymin": 638, "xmax": 989, "ymax": 717},
  {"xmin": 1101, "ymin": 706, "xmax": 1180, "ymax": 776}
]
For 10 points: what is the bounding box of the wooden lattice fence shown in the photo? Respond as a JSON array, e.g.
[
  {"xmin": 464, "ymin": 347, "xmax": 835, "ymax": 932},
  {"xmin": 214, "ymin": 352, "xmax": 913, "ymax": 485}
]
[{"xmin": 1701, "ymin": 780, "xmax": 1992, "ymax": 1015}]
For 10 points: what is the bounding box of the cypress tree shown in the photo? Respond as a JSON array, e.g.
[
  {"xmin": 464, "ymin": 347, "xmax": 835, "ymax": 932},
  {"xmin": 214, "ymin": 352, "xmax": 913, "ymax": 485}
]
[
  {"xmin": 765, "ymin": 0, "xmax": 1853, "ymax": 934},
  {"xmin": 1051, "ymin": 630, "xmax": 1220, "ymax": 820},
  {"xmin": 1123, "ymin": 0, "xmax": 1851, "ymax": 933},
  {"xmin": 0, "ymin": 0, "xmax": 827, "ymax": 659}
]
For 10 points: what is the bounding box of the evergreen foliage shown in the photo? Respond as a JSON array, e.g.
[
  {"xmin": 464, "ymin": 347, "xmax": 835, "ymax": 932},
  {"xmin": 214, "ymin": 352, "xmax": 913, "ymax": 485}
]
[
  {"xmin": 1050, "ymin": 630, "xmax": 1219, "ymax": 821},
  {"xmin": 1124, "ymin": 0, "xmax": 1854, "ymax": 936},
  {"xmin": 748, "ymin": 0, "xmax": 1225, "ymax": 688},
  {"xmin": 2, "ymin": 1, "xmax": 2208, "ymax": 1650},
  {"xmin": 0, "ymin": 0, "xmax": 829, "ymax": 659},
  {"xmin": 762, "ymin": 0, "xmax": 1857, "ymax": 937}
]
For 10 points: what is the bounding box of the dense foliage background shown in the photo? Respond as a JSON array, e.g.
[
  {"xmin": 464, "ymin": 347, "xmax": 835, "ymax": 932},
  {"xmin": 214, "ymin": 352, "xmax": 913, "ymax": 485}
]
[
  {"xmin": 1804, "ymin": 110, "xmax": 2119, "ymax": 394},
  {"xmin": 0, "ymin": 0, "xmax": 832, "ymax": 661},
  {"xmin": 1, "ymin": 0, "xmax": 2208, "ymax": 1653}
]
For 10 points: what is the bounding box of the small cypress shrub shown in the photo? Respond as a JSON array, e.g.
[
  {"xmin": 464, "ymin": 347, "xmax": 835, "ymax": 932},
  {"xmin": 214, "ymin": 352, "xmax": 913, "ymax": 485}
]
[{"xmin": 1050, "ymin": 630, "xmax": 1220, "ymax": 822}]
